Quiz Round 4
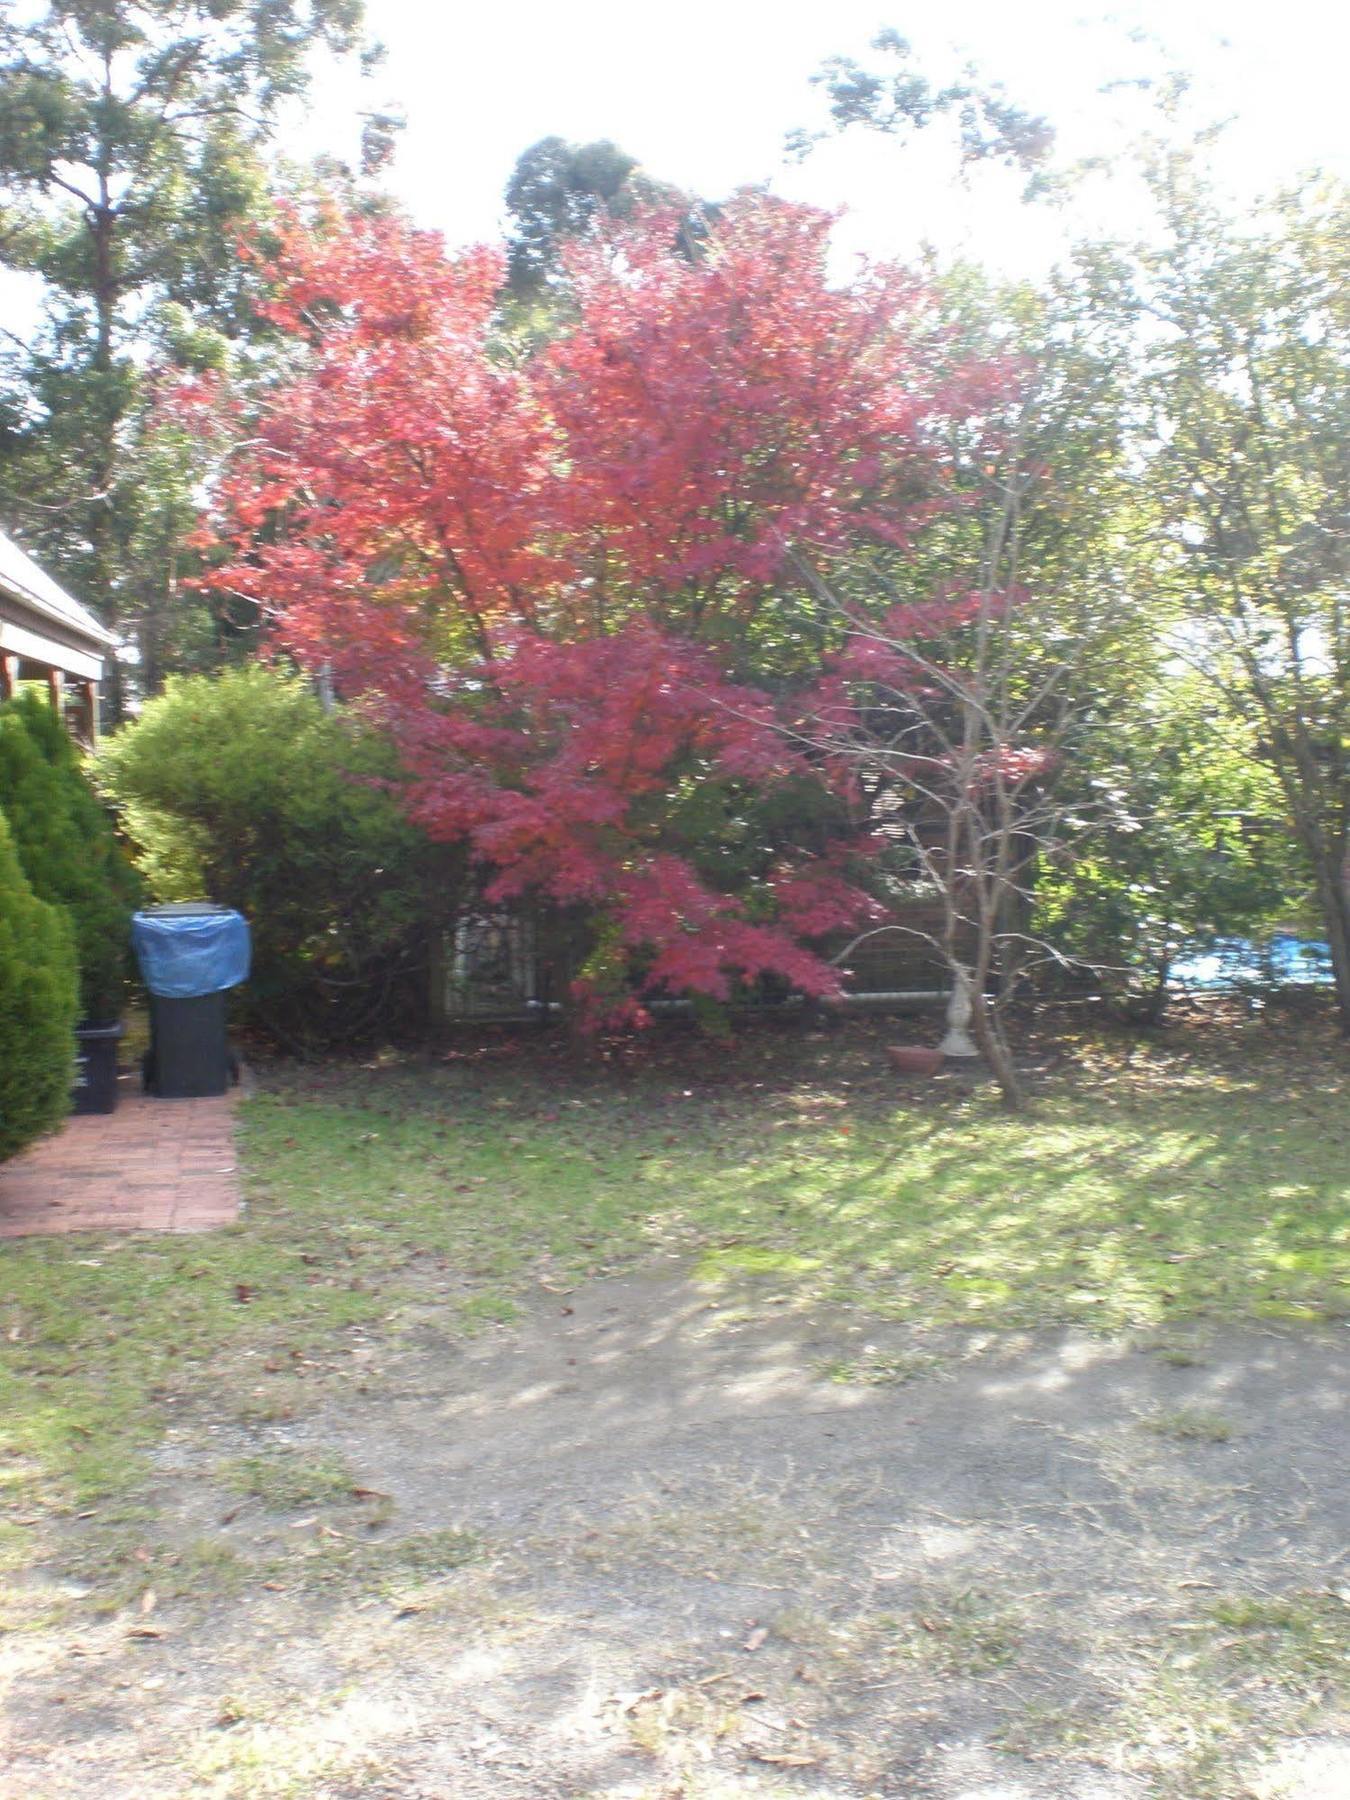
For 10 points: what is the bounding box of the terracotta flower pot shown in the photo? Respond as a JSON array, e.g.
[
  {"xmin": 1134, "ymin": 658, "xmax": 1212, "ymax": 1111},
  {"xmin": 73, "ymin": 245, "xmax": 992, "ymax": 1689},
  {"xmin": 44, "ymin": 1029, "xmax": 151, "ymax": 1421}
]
[{"xmin": 886, "ymin": 1044, "xmax": 944, "ymax": 1076}]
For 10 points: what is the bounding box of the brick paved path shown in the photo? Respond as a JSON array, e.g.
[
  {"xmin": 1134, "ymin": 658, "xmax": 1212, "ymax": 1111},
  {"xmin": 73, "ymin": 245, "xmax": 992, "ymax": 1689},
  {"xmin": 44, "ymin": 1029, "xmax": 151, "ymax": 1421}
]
[{"xmin": 0, "ymin": 1078, "xmax": 241, "ymax": 1238}]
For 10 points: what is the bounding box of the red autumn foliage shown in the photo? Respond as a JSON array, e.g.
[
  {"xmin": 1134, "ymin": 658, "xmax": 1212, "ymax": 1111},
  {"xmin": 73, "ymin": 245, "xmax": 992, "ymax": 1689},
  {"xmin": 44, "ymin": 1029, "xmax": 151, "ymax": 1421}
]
[
  {"xmin": 202, "ymin": 195, "xmax": 1019, "ymax": 1019},
  {"xmin": 396, "ymin": 629, "xmax": 780, "ymax": 904},
  {"xmin": 536, "ymin": 201, "xmax": 958, "ymax": 629}
]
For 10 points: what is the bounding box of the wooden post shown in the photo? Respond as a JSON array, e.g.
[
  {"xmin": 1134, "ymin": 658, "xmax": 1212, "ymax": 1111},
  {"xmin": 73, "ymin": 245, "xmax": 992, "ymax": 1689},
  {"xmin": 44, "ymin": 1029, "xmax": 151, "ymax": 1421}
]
[
  {"xmin": 427, "ymin": 917, "xmax": 451, "ymax": 1031},
  {"xmin": 46, "ymin": 667, "xmax": 64, "ymax": 715},
  {"xmin": 80, "ymin": 678, "xmax": 99, "ymax": 745},
  {"xmin": 0, "ymin": 652, "xmax": 18, "ymax": 702}
]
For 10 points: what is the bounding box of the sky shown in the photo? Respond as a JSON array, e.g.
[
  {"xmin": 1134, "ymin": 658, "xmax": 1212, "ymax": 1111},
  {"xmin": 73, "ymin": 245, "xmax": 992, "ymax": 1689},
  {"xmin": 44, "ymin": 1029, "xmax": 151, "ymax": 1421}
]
[
  {"xmin": 2, "ymin": 0, "xmax": 1343, "ymax": 336},
  {"xmin": 297, "ymin": 0, "xmax": 1350, "ymax": 277}
]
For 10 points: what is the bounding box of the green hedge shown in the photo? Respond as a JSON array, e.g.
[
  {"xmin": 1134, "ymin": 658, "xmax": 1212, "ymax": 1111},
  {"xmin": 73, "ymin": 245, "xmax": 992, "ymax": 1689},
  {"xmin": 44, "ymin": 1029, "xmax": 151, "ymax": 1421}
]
[
  {"xmin": 0, "ymin": 693, "xmax": 141, "ymax": 1023},
  {"xmin": 98, "ymin": 665, "xmax": 448, "ymax": 1047},
  {"xmin": 0, "ymin": 811, "xmax": 78, "ymax": 1160}
]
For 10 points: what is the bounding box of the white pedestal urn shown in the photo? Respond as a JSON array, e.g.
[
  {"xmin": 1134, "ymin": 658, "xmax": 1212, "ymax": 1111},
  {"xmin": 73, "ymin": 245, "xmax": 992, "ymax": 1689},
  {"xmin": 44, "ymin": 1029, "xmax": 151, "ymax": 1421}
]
[{"xmin": 939, "ymin": 966, "xmax": 981, "ymax": 1060}]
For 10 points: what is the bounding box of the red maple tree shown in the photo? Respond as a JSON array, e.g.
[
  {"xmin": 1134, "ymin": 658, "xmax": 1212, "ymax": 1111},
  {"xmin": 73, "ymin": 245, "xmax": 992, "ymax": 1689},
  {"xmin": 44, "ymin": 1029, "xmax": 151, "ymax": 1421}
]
[{"xmin": 204, "ymin": 195, "xmax": 1008, "ymax": 1020}]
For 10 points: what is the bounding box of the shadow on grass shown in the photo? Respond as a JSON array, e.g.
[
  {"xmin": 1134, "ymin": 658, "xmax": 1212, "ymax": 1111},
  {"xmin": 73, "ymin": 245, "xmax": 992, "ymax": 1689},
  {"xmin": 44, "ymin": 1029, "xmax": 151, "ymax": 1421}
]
[
  {"xmin": 1, "ymin": 1010, "xmax": 1345, "ymax": 1516},
  {"xmin": 235, "ymin": 1012, "xmax": 1348, "ymax": 1336},
  {"xmin": 6, "ymin": 1250, "xmax": 1347, "ymax": 1800}
]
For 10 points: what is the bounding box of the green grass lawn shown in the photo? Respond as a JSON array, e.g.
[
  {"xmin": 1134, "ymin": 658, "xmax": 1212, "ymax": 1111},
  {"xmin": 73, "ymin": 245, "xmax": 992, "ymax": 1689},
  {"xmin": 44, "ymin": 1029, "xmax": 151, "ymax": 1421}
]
[{"xmin": 2, "ymin": 1008, "xmax": 1347, "ymax": 1529}]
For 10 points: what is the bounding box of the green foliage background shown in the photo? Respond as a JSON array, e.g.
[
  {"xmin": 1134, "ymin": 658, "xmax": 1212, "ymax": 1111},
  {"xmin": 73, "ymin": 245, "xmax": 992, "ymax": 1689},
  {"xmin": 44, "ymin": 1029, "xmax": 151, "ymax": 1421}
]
[
  {"xmin": 1035, "ymin": 677, "xmax": 1303, "ymax": 1011},
  {"xmin": 0, "ymin": 0, "xmax": 375, "ymax": 704}
]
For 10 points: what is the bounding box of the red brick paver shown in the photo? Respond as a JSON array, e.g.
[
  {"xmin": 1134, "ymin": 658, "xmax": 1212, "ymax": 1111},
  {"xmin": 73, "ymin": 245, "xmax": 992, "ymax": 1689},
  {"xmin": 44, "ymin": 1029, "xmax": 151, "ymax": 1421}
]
[{"xmin": 0, "ymin": 1077, "xmax": 242, "ymax": 1238}]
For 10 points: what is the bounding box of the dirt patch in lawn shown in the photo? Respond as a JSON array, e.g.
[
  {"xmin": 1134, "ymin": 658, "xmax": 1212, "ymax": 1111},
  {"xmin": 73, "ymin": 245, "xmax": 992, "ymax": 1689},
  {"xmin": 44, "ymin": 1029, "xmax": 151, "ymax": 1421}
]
[{"xmin": 4, "ymin": 1268, "xmax": 1347, "ymax": 1800}]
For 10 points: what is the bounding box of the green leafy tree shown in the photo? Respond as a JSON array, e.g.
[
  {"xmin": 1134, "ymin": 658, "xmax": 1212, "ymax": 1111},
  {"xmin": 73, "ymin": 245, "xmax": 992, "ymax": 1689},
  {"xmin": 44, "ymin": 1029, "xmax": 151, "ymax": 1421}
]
[
  {"xmin": 921, "ymin": 252, "xmax": 1301, "ymax": 1021},
  {"xmin": 787, "ymin": 28, "xmax": 1054, "ymax": 184},
  {"xmin": 1138, "ymin": 162, "xmax": 1350, "ymax": 1028},
  {"xmin": 0, "ymin": 0, "xmax": 378, "ymax": 708},
  {"xmin": 919, "ymin": 139, "xmax": 1349, "ymax": 1030},
  {"xmin": 0, "ymin": 809, "xmax": 77, "ymax": 1160},
  {"xmin": 1037, "ymin": 676, "xmax": 1299, "ymax": 1018},
  {"xmin": 890, "ymin": 143, "xmax": 1346, "ymax": 1035},
  {"xmin": 502, "ymin": 135, "xmax": 713, "ymax": 309},
  {"xmin": 505, "ymin": 137, "xmax": 640, "ymax": 296}
]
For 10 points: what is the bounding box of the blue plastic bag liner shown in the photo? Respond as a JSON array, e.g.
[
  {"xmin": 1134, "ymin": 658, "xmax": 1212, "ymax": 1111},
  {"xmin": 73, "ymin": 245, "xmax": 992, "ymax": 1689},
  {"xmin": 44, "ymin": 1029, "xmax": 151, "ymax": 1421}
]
[
  {"xmin": 1170, "ymin": 932, "xmax": 1333, "ymax": 991},
  {"xmin": 131, "ymin": 904, "xmax": 251, "ymax": 998}
]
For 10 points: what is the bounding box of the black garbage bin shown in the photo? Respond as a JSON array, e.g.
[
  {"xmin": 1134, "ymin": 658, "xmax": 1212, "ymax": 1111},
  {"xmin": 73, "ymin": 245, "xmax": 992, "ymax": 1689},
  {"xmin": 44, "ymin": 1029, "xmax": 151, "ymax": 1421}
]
[
  {"xmin": 131, "ymin": 904, "xmax": 250, "ymax": 1099},
  {"xmin": 73, "ymin": 1022, "xmax": 126, "ymax": 1114}
]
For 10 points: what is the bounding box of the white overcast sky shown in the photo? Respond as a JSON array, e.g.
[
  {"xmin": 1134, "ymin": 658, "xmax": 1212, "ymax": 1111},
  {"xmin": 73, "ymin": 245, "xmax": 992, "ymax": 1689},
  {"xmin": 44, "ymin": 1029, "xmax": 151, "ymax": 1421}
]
[{"xmin": 296, "ymin": 0, "xmax": 1350, "ymax": 277}]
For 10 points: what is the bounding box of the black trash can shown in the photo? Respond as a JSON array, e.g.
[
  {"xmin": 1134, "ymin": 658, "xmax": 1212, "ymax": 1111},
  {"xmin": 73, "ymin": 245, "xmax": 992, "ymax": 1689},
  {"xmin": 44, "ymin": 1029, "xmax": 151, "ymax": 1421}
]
[
  {"xmin": 72, "ymin": 1021, "xmax": 125, "ymax": 1114},
  {"xmin": 131, "ymin": 904, "xmax": 250, "ymax": 1099},
  {"xmin": 145, "ymin": 992, "xmax": 234, "ymax": 1098}
]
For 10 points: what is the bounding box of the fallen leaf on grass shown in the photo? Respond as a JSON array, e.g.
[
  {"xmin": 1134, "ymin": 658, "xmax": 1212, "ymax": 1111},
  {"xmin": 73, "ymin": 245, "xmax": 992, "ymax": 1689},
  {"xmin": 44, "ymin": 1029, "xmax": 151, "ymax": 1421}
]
[
  {"xmin": 351, "ymin": 1486, "xmax": 389, "ymax": 1501},
  {"xmin": 750, "ymin": 1752, "xmax": 819, "ymax": 1768},
  {"xmin": 743, "ymin": 1626, "xmax": 769, "ymax": 1652},
  {"xmin": 616, "ymin": 1687, "xmax": 664, "ymax": 1715},
  {"xmin": 139, "ymin": 1589, "xmax": 157, "ymax": 1614},
  {"xmin": 127, "ymin": 1626, "xmax": 163, "ymax": 1640}
]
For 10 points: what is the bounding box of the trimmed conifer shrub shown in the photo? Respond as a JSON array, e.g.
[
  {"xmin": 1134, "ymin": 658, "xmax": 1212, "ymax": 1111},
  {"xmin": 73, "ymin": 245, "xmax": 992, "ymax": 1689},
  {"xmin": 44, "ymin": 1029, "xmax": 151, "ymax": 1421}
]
[
  {"xmin": 0, "ymin": 693, "xmax": 140, "ymax": 1023},
  {"xmin": 0, "ymin": 811, "xmax": 78, "ymax": 1159}
]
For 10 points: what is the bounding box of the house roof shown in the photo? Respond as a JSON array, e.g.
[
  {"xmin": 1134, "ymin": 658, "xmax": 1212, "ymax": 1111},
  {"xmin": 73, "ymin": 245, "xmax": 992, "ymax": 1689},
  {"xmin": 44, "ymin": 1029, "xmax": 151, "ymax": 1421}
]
[{"xmin": 0, "ymin": 529, "xmax": 118, "ymax": 652}]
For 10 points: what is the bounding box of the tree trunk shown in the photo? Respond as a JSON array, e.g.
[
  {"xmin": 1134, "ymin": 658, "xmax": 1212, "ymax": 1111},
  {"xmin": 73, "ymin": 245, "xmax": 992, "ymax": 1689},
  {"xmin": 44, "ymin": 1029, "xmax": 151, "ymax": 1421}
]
[
  {"xmin": 1310, "ymin": 852, "xmax": 1350, "ymax": 1035},
  {"xmin": 88, "ymin": 61, "xmax": 127, "ymax": 721},
  {"xmin": 971, "ymin": 988, "xmax": 1025, "ymax": 1110},
  {"xmin": 1130, "ymin": 956, "xmax": 1171, "ymax": 1028}
]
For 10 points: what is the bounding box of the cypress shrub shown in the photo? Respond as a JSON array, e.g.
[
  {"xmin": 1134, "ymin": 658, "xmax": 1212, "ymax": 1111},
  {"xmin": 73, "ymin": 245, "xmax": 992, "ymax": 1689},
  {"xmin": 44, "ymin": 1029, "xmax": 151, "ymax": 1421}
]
[
  {"xmin": 0, "ymin": 693, "xmax": 141, "ymax": 1023},
  {"xmin": 0, "ymin": 811, "xmax": 78, "ymax": 1159}
]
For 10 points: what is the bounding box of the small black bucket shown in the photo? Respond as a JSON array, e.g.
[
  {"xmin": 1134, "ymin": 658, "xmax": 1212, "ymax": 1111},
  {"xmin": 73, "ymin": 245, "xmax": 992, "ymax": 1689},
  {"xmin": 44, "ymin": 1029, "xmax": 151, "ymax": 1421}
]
[{"xmin": 72, "ymin": 1021, "xmax": 125, "ymax": 1115}]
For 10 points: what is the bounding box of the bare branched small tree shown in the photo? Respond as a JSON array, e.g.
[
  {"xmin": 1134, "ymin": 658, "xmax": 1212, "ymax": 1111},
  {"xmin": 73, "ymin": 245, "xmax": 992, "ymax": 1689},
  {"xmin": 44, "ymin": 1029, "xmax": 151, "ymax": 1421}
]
[{"xmin": 790, "ymin": 463, "xmax": 1106, "ymax": 1110}]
